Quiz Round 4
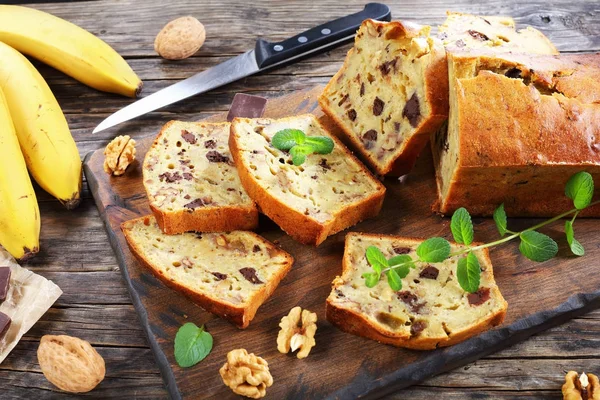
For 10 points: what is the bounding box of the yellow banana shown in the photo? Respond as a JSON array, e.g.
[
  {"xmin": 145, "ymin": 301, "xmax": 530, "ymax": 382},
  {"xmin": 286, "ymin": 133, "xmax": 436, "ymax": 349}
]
[
  {"xmin": 0, "ymin": 5, "xmax": 142, "ymax": 98},
  {"xmin": 0, "ymin": 87, "xmax": 40, "ymax": 261},
  {"xmin": 0, "ymin": 42, "xmax": 82, "ymax": 209}
]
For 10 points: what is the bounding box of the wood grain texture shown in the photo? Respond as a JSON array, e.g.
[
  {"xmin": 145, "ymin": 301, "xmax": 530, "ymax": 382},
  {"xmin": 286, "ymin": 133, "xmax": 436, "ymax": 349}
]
[
  {"xmin": 4, "ymin": 0, "xmax": 600, "ymax": 398},
  {"xmin": 84, "ymin": 87, "xmax": 600, "ymax": 399}
]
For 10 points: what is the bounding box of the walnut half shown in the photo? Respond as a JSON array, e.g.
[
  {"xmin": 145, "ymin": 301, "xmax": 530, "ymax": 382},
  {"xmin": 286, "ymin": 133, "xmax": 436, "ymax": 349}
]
[
  {"xmin": 563, "ymin": 371, "xmax": 600, "ymax": 400},
  {"xmin": 219, "ymin": 349, "xmax": 273, "ymax": 399},
  {"xmin": 277, "ymin": 306, "xmax": 317, "ymax": 359},
  {"xmin": 103, "ymin": 135, "xmax": 136, "ymax": 176}
]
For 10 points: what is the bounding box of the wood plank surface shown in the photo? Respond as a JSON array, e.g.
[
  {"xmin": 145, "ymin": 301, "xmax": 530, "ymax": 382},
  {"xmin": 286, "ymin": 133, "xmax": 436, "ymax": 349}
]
[{"xmin": 3, "ymin": 0, "xmax": 600, "ymax": 399}]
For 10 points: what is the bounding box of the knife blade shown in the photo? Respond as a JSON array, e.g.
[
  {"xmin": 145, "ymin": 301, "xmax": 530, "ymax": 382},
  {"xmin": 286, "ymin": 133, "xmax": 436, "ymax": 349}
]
[{"xmin": 93, "ymin": 3, "xmax": 391, "ymax": 133}]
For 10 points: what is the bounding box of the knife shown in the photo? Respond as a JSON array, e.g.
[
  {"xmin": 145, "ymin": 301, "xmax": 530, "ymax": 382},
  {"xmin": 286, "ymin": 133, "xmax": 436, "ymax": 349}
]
[{"xmin": 92, "ymin": 3, "xmax": 391, "ymax": 133}]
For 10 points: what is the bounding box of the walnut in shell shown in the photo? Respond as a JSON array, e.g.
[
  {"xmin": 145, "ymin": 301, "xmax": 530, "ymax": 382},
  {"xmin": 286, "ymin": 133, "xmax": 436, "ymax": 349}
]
[
  {"xmin": 103, "ymin": 135, "xmax": 136, "ymax": 176},
  {"xmin": 219, "ymin": 349, "xmax": 273, "ymax": 399},
  {"xmin": 563, "ymin": 371, "xmax": 600, "ymax": 400},
  {"xmin": 155, "ymin": 16, "xmax": 205, "ymax": 60},
  {"xmin": 37, "ymin": 335, "xmax": 105, "ymax": 393},
  {"xmin": 277, "ymin": 306, "xmax": 317, "ymax": 359}
]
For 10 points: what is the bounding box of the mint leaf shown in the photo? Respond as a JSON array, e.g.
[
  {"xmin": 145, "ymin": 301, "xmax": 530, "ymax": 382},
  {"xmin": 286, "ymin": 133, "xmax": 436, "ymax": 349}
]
[
  {"xmin": 386, "ymin": 269, "xmax": 402, "ymax": 291},
  {"xmin": 174, "ymin": 323, "xmax": 213, "ymax": 368},
  {"xmin": 493, "ymin": 203, "xmax": 508, "ymax": 237},
  {"xmin": 456, "ymin": 252, "xmax": 481, "ymax": 293},
  {"xmin": 565, "ymin": 171, "xmax": 594, "ymax": 210},
  {"xmin": 388, "ymin": 254, "xmax": 414, "ymax": 272},
  {"xmin": 519, "ymin": 231, "xmax": 558, "ymax": 262},
  {"xmin": 450, "ymin": 207, "xmax": 474, "ymax": 245},
  {"xmin": 272, "ymin": 129, "xmax": 305, "ymax": 150},
  {"xmin": 416, "ymin": 237, "xmax": 451, "ymax": 263},
  {"xmin": 565, "ymin": 220, "xmax": 585, "ymax": 256},
  {"xmin": 366, "ymin": 246, "xmax": 388, "ymax": 274},
  {"xmin": 304, "ymin": 136, "xmax": 334, "ymax": 154},
  {"xmin": 289, "ymin": 145, "xmax": 312, "ymax": 166},
  {"xmin": 362, "ymin": 271, "xmax": 380, "ymax": 288}
]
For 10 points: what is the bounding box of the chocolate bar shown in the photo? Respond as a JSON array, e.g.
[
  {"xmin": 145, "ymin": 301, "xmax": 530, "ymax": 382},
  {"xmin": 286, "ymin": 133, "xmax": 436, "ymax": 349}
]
[
  {"xmin": 0, "ymin": 311, "xmax": 10, "ymax": 337},
  {"xmin": 226, "ymin": 93, "xmax": 267, "ymax": 121},
  {"xmin": 0, "ymin": 267, "xmax": 10, "ymax": 301}
]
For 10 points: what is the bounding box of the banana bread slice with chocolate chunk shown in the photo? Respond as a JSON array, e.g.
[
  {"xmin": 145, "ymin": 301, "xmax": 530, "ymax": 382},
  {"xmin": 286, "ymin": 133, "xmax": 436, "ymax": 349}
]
[
  {"xmin": 326, "ymin": 233, "xmax": 507, "ymax": 349},
  {"xmin": 229, "ymin": 114, "xmax": 386, "ymax": 246},
  {"xmin": 319, "ymin": 19, "xmax": 448, "ymax": 176},
  {"xmin": 439, "ymin": 12, "xmax": 558, "ymax": 55},
  {"xmin": 143, "ymin": 121, "xmax": 258, "ymax": 234},
  {"xmin": 121, "ymin": 215, "xmax": 293, "ymax": 328}
]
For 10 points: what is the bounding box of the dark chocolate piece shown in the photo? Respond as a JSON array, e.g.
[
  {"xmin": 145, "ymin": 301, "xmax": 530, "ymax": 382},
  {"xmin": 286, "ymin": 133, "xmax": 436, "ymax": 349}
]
[
  {"xmin": 227, "ymin": 93, "xmax": 268, "ymax": 122},
  {"xmin": 0, "ymin": 311, "xmax": 11, "ymax": 337},
  {"xmin": 0, "ymin": 267, "xmax": 10, "ymax": 301},
  {"xmin": 239, "ymin": 267, "xmax": 263, "ymax": 284},
  {"xmin": 468, "ymin": 288, "xmax": 491, "ymax": 306}
]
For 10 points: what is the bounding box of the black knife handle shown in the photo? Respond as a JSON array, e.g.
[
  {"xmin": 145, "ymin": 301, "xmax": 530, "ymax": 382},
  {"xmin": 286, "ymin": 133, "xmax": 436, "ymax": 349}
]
[{"xmin": 254, "ymin": 3, "xmax": 391, "ymax": 69}]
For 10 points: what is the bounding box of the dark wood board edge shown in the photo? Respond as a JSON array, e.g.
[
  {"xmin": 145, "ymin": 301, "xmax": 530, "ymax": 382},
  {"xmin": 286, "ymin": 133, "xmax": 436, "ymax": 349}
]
[
  {"xmin": 333, "ymin": 290, "xmax": 600, "ymax": 399},
  {"xmin": 83, "ymin": 152, "xmax": 182, "ymax": 400}
]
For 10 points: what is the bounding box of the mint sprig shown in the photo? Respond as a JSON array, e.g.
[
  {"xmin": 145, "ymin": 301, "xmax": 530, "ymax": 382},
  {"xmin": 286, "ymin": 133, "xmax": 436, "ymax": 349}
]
[
  {"xmin": 363, "ymin": 171, "xmax": 599, "ymax": 294},
  {"xmin": 271, "ymin": 129, "xmax": 334, "ymax": 166},
  {"xmin": 174, "ymin": 322, "xmax": 213, "ymax": 368}
]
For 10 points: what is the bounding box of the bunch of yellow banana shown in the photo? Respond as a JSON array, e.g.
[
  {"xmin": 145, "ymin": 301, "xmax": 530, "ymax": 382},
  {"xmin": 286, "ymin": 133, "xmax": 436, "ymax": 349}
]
[{"xmin": 0, "ymin": 6, "xmax": 142, "ymax": 260}]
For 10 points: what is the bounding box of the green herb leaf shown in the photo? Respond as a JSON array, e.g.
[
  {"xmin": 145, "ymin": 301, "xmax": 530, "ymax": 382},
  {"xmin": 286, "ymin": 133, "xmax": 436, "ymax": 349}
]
[
  {"xmin": 366, "ymin": 246, "xmax": 388, "ymax": 274},
  {"xmin": 388, "ymin": 254, "xmax": 412, "ymax": 279},
  {"xmin": 174, "ymin": 323, "xmax": 213, "ymax": 368},
  {"xmin": 456, "ymin": 252, "xmax": 481, "ymax": 293},
  {"xmin": 388, "ymin": 254, "xmax": 414, "ymax": 272},
  {"xmin": 493, "ymin": 203, "xmax": 508, "ymax": 237},
  {"xmin": 565, "ymin": 171, "xmax": 594, "ymax": 210},
  {"xmin": 450, "ymin": 207, "xmax": 474, "ymax": 245},
  {"xmin": 416, "ymin": 237, "xmax": 451, "ymax": 263},
  {"xmin": 362, "ymin": 271, "xmax": 380, "ymax": 288},
  {"xmin": 565, "ymin": 220, "xmax": 585, "ymax": 256},
  {"xmin": 271, "ymin": 129, "xmax": 305, "ymax": 150},
  {"xmin": 289, "ymin": 145, "xmax": 312, "ymax": 166},
  {"xmin": 519, "ymin": 231, "xmax": 558, "ymax": 262},
  {"xmin": 386, "ymin": 269, "xmax": 402, "ymax": 291},
  {"xmin": 304, "ymin": 136, "xmax": 335, "ymax": 154}
]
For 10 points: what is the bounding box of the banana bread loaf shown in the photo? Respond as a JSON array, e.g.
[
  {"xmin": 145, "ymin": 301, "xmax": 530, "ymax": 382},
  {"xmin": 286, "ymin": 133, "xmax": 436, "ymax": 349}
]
[
  {"xmin": 143, "ymin": 121, "xmax": 258, "ymax": 234},
  {"xmin": 121, "ymin": 215, "xmax": 293, "ymax": 328},
  {"xmin": 432, "ymin": 50, "xmax": 600, "ymax": 216},
  {"xmin": 326, "ymin": 233, "xmax": 507, "ymax": 349},
  {"xmin": 319, "ymin": 19, "xmax": 448, "ymax": 176},
  {"xmin": 439, "ymin": 12, "xmax": 558, "ymax": 55},
  {"xmin": 229, "ymin": 114, "xmax": 386, "ymax": 245}
]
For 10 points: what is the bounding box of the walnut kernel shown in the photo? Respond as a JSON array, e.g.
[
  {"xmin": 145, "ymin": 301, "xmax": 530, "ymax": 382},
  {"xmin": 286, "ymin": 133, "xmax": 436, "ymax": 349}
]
[
  {"xmin": 103, "ymin": 135, "xmax": 136, "ymax": 176},
  {"xmin": 563, "ymin": 371, "xmax": 600, "ymax": 400},
  {"xmin": 219, "ymin": 349, "xmax": 273, "ymax": 399},
  {"xmin": 277, "ymin": 306, "xmax": 317, "ymax": 359}
]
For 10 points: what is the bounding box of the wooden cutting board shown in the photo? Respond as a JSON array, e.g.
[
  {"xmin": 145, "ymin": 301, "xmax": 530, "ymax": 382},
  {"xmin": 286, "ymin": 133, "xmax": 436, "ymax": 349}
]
[{"xmin": 83, "ymin": 86, "xmax": 600, "ymax": 399}]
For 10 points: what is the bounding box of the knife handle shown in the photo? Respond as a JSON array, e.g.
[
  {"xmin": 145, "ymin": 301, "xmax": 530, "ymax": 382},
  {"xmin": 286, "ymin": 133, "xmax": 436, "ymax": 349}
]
[{"xmin": 254, "ymin": 3, "xmax": 391, "ymax": 69}]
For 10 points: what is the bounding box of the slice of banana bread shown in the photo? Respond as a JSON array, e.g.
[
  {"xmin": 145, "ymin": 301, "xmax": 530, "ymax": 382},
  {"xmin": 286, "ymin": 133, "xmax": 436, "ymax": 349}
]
[
  {"xmin": 121, "ymin": 215, "xmax": 293, "ymax": 328},
  {"xmin": 143, "ymin": 121, "xmax": 258, "ymax": 234},
  {"xmin": 439, "ymin": 12, "xmax": 558, "ymax": 55},
  {"xmin": 319, "ymin": 19, "xmax": 448, "ymax": 176},
  {"xmin": 432, "ymin": 50, "xmax": 600, "ymax": 216},
  {"xmin": 229, "ymin": 114, "xmax": 386, "ymax": 246},
  {"xmin": 326, "ymin": 233, "xmax": 507, "ymax": 349}
]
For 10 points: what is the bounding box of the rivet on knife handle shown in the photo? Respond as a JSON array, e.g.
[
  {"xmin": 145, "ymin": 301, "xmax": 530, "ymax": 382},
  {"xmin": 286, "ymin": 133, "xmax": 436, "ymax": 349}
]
[{"xmin": 254, "ymin": 3, "xmax": 391, "ymax": 69}]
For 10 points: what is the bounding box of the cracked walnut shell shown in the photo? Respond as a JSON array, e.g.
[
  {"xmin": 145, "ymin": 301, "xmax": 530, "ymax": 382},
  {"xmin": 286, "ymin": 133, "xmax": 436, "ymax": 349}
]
[
  {"xmin": 103, "ymin": 135, "xmax": 136, "ymax": 176},
  {"xmin": 37, "ymin": 334, "xmax": 105, "ymax": 393},
  {"xmin": 563, "ymin": 371, "xmax": 600, "ymax": 400},
  {"xmin": 277, "ymin": 306, "xmax": 317, "ymax": 359},
  {"xmin": 219, "ymin": 349, "xmax": 273, "ymax": 399}
]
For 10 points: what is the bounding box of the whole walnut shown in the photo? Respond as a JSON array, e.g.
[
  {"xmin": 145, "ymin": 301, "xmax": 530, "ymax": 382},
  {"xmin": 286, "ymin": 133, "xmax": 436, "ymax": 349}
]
[{"xmin": 219, "ymin": 349, "xmax": 273, "ymax": 399}]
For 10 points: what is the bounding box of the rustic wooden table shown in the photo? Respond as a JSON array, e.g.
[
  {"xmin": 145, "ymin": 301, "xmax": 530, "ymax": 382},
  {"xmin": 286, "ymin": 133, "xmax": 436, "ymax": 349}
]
[{"xmin": 2, "ymin": 0, "xmax": 599, "ymax": 398}]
